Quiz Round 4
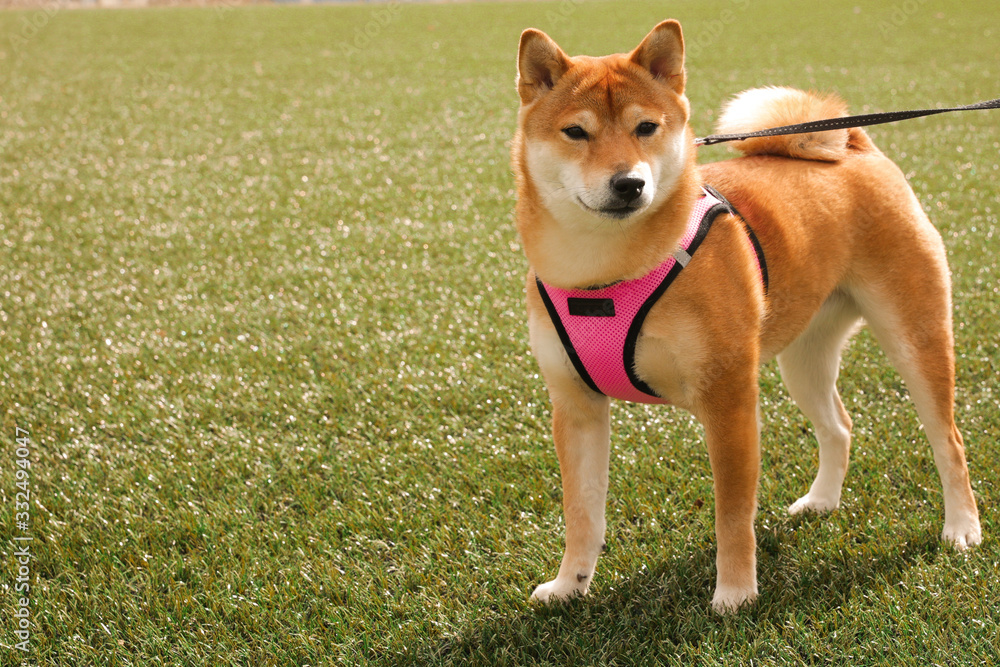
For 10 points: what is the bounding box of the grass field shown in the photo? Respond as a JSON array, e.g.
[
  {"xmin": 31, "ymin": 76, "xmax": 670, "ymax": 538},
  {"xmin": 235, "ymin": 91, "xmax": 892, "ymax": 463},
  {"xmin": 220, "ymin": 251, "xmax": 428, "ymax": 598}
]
[{"xmin": 1, "ymin": 0, "xmax": 999, "ymax": 664}]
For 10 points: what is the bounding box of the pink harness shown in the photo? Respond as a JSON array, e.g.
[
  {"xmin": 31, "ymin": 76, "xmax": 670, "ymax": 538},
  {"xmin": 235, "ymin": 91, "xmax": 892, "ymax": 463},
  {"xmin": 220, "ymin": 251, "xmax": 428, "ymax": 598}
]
[{"xmin": 535, "ymin": 186, "xmax": 767, "ymax": 404}]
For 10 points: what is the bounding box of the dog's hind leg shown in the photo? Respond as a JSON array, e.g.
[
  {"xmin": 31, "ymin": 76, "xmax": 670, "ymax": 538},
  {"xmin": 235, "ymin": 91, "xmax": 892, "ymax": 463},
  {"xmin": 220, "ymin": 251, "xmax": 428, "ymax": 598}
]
[
  {"xmin": 846, "ymin": 205, "xmax": 982, "ymax": 549},
  {"xmin": 778, "ymin": 290, "xmax": 863, "ymax": 514},
  {"xmin": 852, "ymin": 279, "xmax": 982, "ymax": 549}
]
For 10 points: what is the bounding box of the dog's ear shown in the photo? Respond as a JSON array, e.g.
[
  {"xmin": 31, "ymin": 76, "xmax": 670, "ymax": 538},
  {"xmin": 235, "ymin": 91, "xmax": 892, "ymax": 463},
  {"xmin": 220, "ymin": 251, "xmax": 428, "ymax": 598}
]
[
  {"xmin": 517, "ymin": 29, "xmax": 571, "ymax": 105},
  {"xmin": 629, "ymin": 20, "xmax": 686, "ymax": 94}
]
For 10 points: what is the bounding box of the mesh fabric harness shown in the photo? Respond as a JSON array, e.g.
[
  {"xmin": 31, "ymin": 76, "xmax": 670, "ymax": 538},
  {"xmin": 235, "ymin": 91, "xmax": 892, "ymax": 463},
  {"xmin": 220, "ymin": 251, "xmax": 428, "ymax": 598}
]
[{"xmin": 535, "ymin": 187, "xmax": 765, "ymax": 404}]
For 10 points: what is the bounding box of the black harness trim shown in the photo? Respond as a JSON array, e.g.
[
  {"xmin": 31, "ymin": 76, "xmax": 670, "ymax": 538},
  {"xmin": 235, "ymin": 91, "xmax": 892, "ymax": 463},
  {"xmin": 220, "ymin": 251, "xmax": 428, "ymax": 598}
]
[
  {"xmin": 536, "ymin": 276, "xmax": 603, "ymax": 395},
  {"xmin": 702, "ymin": 184, "xmax": 769, "ymax": 295},
  {"xmin": 621, "ymin": 201, "xmax": 727, "ymax": 399}
]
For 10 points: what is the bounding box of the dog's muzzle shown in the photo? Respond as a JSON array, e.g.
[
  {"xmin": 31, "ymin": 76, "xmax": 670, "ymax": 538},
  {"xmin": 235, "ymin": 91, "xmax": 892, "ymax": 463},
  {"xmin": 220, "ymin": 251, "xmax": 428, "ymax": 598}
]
[{"xmin": 610, "ymin": 172, "xmax": 645, "ymax": 204}]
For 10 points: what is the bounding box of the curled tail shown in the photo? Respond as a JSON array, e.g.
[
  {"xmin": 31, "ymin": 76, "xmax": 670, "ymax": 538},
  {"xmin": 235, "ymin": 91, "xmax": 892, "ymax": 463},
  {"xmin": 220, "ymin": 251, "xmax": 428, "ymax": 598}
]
[{"xmin": 715, "ymin": 86, "xmax": 876, "ymax": 161}]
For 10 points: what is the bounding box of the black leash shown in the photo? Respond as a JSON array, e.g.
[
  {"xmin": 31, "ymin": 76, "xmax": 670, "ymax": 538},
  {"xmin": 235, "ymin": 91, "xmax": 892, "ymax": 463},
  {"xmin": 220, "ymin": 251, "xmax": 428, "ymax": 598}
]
[{"xmin": 694, "ymin": 96, "xmax": 1000, "ymax": 146}]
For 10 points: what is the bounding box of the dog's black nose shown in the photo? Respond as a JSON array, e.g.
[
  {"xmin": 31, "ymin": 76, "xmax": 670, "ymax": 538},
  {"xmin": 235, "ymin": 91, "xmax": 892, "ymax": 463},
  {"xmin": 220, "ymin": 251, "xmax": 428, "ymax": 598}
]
[{"xmin": 610, "ymin": 173, "xmax": 645, "ymax": 203}]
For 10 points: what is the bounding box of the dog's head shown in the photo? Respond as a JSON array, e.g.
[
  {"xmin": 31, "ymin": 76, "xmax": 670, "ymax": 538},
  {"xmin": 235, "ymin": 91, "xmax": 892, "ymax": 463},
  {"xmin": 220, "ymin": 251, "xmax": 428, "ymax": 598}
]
[{"xmin": 515, "ymin": 21, "xmax": 692, "ymax": 229}]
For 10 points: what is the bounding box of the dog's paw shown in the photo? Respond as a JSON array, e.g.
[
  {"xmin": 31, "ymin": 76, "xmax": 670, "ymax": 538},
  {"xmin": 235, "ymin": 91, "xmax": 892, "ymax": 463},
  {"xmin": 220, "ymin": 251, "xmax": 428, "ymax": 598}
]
[
  {"xmin": 942, "ymin": 516, "xmax": 983, "ymax": 551},
  {"xmin": 711, "ymin": 585, "xmax": 757, "ymax": 614},
  {"xmin": 530, "ymin": 577, "xmax": 588, "ymax": 604},
  {"xmin": 788, "ymin": 493, "xmax": 839, "ymax": 515}
]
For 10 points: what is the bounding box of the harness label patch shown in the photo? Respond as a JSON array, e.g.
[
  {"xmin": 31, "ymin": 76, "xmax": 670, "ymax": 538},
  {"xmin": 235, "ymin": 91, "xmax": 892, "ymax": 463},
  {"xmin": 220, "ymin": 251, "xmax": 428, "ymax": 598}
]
[{"xmin": 568, "ymin": 298, "xmax": 616, "ymax": 317}]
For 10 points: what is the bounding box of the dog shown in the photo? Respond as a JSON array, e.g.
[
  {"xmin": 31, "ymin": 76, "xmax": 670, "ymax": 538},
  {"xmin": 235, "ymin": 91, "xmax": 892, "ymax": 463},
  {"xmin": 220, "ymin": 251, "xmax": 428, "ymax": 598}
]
[{"xmin": 511, "ymin": 19, "xmax": 982, "ymax": 613}]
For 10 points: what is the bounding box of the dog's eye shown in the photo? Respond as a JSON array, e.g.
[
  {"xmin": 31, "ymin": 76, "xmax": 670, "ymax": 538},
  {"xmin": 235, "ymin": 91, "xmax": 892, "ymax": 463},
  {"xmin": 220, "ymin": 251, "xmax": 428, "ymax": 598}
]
[
  {"xmin": 636, "ymin": 122, "xmax": 658, "ymax": 137},
  {"xmin": 562, "ymin": 126, "xmax": 588, "ymax": 140}
]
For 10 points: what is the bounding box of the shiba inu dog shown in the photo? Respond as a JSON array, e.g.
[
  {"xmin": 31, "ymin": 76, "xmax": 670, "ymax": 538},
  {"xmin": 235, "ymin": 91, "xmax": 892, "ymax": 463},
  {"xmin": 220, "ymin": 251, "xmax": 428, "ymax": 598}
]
[{"xmin": 512, "ymin": 19, "xmax": 982, "ymax": 612}]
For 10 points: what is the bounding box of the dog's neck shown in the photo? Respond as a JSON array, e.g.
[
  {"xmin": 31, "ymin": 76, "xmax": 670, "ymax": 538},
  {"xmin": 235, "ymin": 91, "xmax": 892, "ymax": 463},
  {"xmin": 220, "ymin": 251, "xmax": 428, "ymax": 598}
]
[{"xmin": 522, "ymin": 165, "xmax": 703, "ymax": 290}]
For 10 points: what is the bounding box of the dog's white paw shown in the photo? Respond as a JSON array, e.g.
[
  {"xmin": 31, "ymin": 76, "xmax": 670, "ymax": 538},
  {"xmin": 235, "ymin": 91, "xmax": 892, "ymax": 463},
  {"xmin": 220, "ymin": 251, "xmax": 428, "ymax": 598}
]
[
  {"xmin": 788, "ymin": 493, "xmax": 839, "ymax": 515},
  {"xmin": 711, "ymin": 584, "xmax": 757, "ymax": 614},
  {"xmin": 530, "ymin": 577, "xmax": 588, "ymax": 604},
  {"xmin": 942, "ymin": 515, "xmax": 983, "ymax": 551}
]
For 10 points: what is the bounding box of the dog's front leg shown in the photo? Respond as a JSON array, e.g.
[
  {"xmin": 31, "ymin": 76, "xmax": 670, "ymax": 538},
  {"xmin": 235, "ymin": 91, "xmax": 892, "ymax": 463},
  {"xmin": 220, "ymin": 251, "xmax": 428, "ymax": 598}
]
[
  {"xmin": 531, "ymin": 390, "xmax": 611, "ymax": 604},
  {"xmin": 700, "ymin": 388, "xmax": 760, "ymax": 613}
]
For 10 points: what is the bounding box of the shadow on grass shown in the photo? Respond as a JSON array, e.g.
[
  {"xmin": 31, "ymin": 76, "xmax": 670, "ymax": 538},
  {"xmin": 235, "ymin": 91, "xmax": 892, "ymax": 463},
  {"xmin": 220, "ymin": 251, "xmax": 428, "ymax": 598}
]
[{"xmin": 398, "ymin": 516, "xmax": 942, "ymax": 665}]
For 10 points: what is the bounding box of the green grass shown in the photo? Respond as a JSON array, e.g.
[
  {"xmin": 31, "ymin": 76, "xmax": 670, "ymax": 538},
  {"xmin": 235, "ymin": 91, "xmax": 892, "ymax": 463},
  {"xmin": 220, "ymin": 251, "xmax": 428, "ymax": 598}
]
[{"xmin": 1, "ymin": 0, "xmax": 998, "ymax": 664}]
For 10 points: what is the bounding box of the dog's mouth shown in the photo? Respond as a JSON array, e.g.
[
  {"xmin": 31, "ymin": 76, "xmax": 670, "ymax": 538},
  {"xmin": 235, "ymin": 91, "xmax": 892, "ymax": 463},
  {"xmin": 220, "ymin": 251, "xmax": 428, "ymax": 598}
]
[{"xmin": 576, "ymin": 197, "xmax": 645, "ymax": 220}]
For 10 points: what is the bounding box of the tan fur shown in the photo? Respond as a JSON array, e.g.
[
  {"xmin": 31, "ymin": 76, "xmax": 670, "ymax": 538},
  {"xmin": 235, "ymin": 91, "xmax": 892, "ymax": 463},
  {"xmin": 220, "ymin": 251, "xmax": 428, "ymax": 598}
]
[
  {"xmin": 513, "ymin": 20, "xmax": 981, "ymax": 613},
  {"xmin": 716, "ymin": 86, "xmax": 850, "ymax": 161}
]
